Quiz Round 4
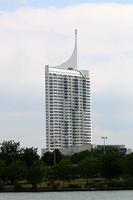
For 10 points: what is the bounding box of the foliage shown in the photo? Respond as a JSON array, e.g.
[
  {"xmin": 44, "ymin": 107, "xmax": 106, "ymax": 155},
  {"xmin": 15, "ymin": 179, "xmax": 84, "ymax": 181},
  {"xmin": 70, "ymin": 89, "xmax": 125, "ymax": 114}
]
[
  {"xmin": 0, "ymin": 179, "xmax": 4, "ymax": 190},
  {"xmin": 0, "ymin": 160, "xmax": 5, "ymax": 179},
  {"xmin": 28, "ymin": 160, "xmax": 46, "ymax": 189},
  {"xmin": 0, "ymin": 140, "xmax": 133, "ymax": 190},
  {"xmin": 41, "ymin": 151, "xmax": 53, "ymax": 166},
  {"xmin": 7, "ymin": 160, "xmax": 27, "ymax": 184},
  {"xmin": 54, "ymin": 159, "xmax": 73, "ymax": 180},
  {"xmin": 70, "ymin": 150, "xmax": 91, "ymax": 164},
  {"xmin": 79, "ymin": 157, "xmax": 100, "ymax": 178},
  {"xmin": 14, "ymin": 180, "xmax": 23, "ymax": 190},
  {"xmin": 20, "ymin": 147, "xmax": 39, "ymax": 168},
  {"xmin": 53, "ymin": 149, "xmax": 62, "ymax": 164},
  {"xmin": 0, "ymin": 141, "xmax": 21, "ymax": 164},
  {"xmin": 41, "ymin": 149, "xmax": 62, "ymax": 166},
  {"xmin": 124, "ymin": 153, "xmax": 133, "ymax": 176},
  {"xmin": 100, "ymin": 152, "xmax": 124, "ymax": 178}
]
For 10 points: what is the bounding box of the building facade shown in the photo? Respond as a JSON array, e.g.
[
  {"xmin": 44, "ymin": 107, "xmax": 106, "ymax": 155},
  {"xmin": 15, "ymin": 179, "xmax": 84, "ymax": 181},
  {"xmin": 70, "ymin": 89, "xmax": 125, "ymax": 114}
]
[
  {"xmin": 96, "ymin": 145, "xmax": 132, "ymax": 155},
  {"xmin": 45, "ymin": 30, "xmax": 91, "ymax": 151}
]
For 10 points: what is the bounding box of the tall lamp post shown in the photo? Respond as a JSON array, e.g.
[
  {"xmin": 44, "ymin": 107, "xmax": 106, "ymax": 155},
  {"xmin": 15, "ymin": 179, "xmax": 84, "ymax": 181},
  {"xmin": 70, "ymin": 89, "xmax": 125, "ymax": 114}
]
[
  {"xmin": 53, "ymin": 139, "xmax": 58, "ymax": 165},
  {"xmin": 101, "ymin": 136, "xmax": 107, "ymax": 155}
]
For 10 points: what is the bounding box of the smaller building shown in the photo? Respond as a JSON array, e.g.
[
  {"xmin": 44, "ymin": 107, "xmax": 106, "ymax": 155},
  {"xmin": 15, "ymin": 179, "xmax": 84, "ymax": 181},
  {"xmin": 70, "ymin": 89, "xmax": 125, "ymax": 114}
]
[
  {"xmin": 41, "ymin": 144, "xmax": 132, "ymax": 157},
  {"xmin": 96, "ymin": 145, "xmax": 132, "ymax": 155},
  {"xmin": 41, "ymin": 144, "xmax": 92, "ymax": 157},
  {"xmin": 60, "ymin": 144, "xmax": 92, "ymax": 156},
  {"xmin": 41, "ymin": 148, "xmax": 48, "ymax": 157}
]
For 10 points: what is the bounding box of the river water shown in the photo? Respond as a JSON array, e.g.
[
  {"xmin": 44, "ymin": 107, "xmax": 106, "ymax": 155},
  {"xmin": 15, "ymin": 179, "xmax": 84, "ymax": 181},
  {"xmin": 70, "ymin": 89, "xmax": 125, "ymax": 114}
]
[{"xmin": 0, "ymin": 191, "xmax": 133, "ymax": 200}]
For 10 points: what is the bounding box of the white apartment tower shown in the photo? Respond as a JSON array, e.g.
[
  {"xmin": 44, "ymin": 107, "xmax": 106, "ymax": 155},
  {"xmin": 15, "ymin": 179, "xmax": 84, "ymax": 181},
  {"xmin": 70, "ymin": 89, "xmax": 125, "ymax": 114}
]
[{"xmin": 45, "ymin": 30, "xmax": 91, "ymax": 151}]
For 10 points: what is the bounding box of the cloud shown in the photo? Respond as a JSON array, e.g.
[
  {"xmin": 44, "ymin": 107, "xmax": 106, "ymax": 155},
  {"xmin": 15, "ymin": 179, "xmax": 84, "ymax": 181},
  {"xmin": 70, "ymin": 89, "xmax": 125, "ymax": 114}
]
[
  {"xmin": 0, "ymin": 3, "xmax": 133, "ymax": 150},
  {"xmin": 0, "ymin": 0, "xmax": 28, "ymax": 11}
]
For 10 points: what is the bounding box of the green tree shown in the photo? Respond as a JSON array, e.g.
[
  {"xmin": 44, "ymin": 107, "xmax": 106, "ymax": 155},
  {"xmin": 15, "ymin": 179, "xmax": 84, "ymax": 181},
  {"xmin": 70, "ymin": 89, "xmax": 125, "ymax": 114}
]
[
  {"xmin": 70, "ymin": 150, "xmax": 90, "ymax": 164},
  {"xmin": 100, "ymin": 152, "xmax": 123, "ymax": 179},
  {"xmin": 0, "ymin": 160, "xmax": 5, "ymax": 186},
  {"xmin": 28, "ymin": 160, "xmax": 46, "ymax": 189},
  {"xmin": 124, "ymin": 153, "xmax": 133, "ymax": 176},
  {"xmin": 0, "ymin": 160, "xmax": 5, "ymax": 178},
  {"xmin": 20, "ymin": 147, "xmax": 39, "ymax": 168},
  {"xmin": 41, "ymin": 151, "xmax": 54, "ymax": 166},
  {"xmin": 0, "ymin": 141, "xmax": 21, "ymax": 164},
  {"xmin": 54, "ymin": 159, "xmax": 72, "ymax": 180},
  {"xmin": 79, "ymin": 157, "xmax": 100, "ymax": 183},
  {"xmin": 53, "ymin": 149, "xmax": 62, "ymax": 164},
  {"xmin": 7, "ymin": 160, "xmax": 27, "ymax": 184}
]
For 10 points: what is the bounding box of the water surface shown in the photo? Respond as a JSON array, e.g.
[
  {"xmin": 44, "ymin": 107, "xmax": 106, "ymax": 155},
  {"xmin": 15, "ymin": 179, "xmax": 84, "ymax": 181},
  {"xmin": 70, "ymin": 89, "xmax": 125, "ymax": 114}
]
[{"xmin": 0, "ymin": 191, "xmax": 133, "ymax": 200}]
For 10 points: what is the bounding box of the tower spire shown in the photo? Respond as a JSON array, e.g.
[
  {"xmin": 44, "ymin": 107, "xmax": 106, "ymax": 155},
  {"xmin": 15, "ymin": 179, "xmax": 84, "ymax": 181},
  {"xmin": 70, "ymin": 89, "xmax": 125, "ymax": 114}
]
[
  {"xmin": 75, "ymin": 29, "xmax": 77, "ymax": 49},
  {"xmin": 74, "ymin": 29, "xmax": 77, "ymax": 67},
  {"xmin": 55, "ymin": 30, "xmax": 77, "ymax": 70}
]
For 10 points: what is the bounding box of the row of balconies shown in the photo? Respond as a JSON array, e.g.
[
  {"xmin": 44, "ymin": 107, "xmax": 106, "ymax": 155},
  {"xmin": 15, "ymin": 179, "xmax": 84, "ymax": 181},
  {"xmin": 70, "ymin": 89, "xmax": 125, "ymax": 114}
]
[{"xmin": 48, "ymin": 80, "xmax": 90, "ymax": 85}]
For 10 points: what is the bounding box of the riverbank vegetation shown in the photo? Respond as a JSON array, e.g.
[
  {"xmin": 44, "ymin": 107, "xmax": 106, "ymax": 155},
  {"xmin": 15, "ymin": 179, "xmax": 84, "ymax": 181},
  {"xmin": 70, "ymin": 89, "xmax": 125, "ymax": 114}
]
[{"xmin": 0, "ymin": 140, "xmax": 133, "ymax": 191}]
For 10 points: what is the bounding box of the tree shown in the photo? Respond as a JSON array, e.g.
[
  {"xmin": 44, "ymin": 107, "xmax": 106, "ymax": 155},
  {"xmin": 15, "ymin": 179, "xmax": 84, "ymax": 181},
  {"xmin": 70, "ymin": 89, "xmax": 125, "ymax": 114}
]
[
  {"xmin": 20, "ymin": 147, "xmax": 39, "ymax": 168},
  {"xmin": 79, "ymin": 157, "xmax": 100, "ymax": 183},
  {"xmin": 54, "ymin": 159, "xmax": 72, "ymax": 180},
  {"xmin": 0, "ymin": 160, "xmax": 5, "ymax": 182},
  {"xmin": 0, "ymin": 141, "xmax": 21, "ymax": 164},
  {"xmin": 7, "ymin": 160, "xmax": 27, "ymax": 184},
  {"xmin": 0, "ymin": 160, "xmax": 5, "ymax": 177},
  {"xmin": 70, "ymin": 150, "xmax": 90, "ymax": 164},
  {"xmin": 41, "ymin": 151, "xmax": 54, "ymax": 166},
  {"xmin": 100, "ymin": 152, "xmax": 124, "ymax": 179},
  {"xmin": 53, "ymin": 149, "xmax": 62, "ymax": 164},
  {"xmin": 28, "ymin": 160, "xmax": 46, "ymax": 189},
  {"xmin": 124, "ymin": 153, "xmax": 133, "ymax": 176}
]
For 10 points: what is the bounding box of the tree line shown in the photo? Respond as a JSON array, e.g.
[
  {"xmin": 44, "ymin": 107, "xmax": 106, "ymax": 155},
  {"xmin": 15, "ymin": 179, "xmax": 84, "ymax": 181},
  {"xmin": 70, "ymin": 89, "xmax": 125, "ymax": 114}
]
[{"xmin": 0, "ymin": 140, "xmax": 133, "ymax": 190}]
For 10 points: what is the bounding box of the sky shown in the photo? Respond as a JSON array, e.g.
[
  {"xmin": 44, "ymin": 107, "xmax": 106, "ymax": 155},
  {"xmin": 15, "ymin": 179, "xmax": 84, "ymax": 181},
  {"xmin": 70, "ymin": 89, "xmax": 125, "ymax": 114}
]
[
  {"xmin": 1, "ymin": 0, "xmax": 133, "ymax": 10},
  {"xmin": 1, "ymin": 0, "xmax": 133, "ymax": 153}
]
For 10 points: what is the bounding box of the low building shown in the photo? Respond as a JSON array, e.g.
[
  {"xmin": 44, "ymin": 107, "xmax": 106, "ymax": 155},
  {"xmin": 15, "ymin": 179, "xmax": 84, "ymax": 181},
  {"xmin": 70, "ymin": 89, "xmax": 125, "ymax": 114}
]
[
  {"xmin": 41, "ymin": 144, "xmax": 92, "ymax": 157},
  {"xmin": 96, "ymin": 145, "xmax": 132, "ymax": 155},
  {"xmin": 60, "ymin": 144, "xmax": 92, "ymax": 156},
  {"xmin": 41, "ymin": 144, "xmax": 132, "ymax": 157}
]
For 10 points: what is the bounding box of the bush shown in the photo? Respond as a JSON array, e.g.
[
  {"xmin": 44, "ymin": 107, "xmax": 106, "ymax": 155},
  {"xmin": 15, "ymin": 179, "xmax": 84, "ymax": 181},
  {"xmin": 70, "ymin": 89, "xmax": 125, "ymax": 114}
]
[
  {"xmin": 14, "ymin": 181, "xmax": 22, "ymax": 190},
  {"xmin": 0, "ymin": 179, "xmax": 4, "ymax": 190}
]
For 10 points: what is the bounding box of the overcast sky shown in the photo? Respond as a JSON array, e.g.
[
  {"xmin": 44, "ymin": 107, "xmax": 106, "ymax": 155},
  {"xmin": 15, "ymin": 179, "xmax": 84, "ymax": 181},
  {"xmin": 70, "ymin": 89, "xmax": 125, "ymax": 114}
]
[
  {"xmin": 1, "ymin": 0, "xmax": 133, "ymax": 153},
  {"xmin": 1, "ymin": 0, "xmax": 133, "ymax": 10}
]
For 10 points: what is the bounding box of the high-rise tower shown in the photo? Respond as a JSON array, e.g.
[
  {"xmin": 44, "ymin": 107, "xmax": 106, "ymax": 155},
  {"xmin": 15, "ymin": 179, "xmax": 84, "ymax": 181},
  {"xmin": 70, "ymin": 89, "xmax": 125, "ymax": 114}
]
[{"xmin": 45, "ymin": 30, "xmax": 91, "ymax": 151}]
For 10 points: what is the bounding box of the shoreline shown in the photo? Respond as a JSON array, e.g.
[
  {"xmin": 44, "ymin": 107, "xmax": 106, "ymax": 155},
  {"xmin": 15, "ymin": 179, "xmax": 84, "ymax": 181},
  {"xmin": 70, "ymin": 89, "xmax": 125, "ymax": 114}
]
[{"xmin": 1, "ymin": 187, "xmax": 133, "ymax": 192}]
